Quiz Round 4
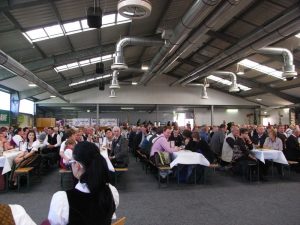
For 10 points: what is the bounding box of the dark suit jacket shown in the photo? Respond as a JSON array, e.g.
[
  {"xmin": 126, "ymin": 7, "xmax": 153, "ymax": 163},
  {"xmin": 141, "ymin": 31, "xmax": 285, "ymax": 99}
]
[
  {"xmin": 251, "ymin": 133, "xmax": 267, "ymax": 148},
  {"xmin": 111, "ymin": 136, "xmax": 129, "ymax": 167},
  {"xmin": 284, "ymin": 135, "xmax": 300, "ymax": 161}
]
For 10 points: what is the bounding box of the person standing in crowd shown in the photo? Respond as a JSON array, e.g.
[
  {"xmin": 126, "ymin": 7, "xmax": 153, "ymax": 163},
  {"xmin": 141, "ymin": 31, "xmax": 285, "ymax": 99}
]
[
  {"xmin": 128, "ymin": 126, "xmax": 137, "ymax": 153},
  {"xmin": 102, "ymin": 128, "xmax": 114, "ymax": 154},
  {"xmin": 48, "ymin": 142, "xmax": 119, "ymax": 225},
  {"xmin": 209, "ymin": 124, "xmax": 226, "ymax": 158},
  {"xmin": 42, "ymin": 127, "xmax": 62, "ymax": 166},
  {"xmin": 221, "ymin": 125, "xmax": 240, "ymax": 167},
  {"xmin": 251, "ymin": 125, "xmax": 267, "ymax": 148},
  {"xmin": 199, "ymin": 125, "xmax": 209, "ymax": 143},
  {"xmin": 110, "ymin": 126, "xmax": 129, "ymax": 168}
]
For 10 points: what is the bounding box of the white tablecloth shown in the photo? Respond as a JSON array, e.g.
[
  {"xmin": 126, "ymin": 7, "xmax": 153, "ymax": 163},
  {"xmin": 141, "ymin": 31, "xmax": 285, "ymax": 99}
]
[
  {"xmin": 251, "ymin": 149, "xmax": 288, "ymax": 165},
  {"xmin": 100, "ymin": 149, "xmax": 115, "ymax": 172},
  {"xmin": 0, "ymin": 149, "xmax": 20, "ymax": 175},
  {"xmin": 170, "ymin": 150, "xmax": 210, "ymax": 168}
]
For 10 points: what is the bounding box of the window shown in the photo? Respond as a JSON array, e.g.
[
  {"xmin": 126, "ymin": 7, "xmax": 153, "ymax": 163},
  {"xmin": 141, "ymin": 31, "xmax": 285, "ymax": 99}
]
[
  {"xmin": 19, "ymin": 99, "xmax": 34, "ymax": 115},
  {"xmin": 0, "ymin": 91, "xmax": 10, "ymax": 111}
]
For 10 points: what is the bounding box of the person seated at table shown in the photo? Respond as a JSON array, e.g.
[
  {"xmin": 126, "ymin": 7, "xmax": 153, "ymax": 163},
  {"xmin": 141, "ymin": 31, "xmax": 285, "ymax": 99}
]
[
  {"xmin": 277, "ymin": 125, "xmax": 287, "ymax": 151},
  {"xmin": 109, "ymin": 126, "xmax": 129, "ymax": 168},
  {"xmin": 102, "ymin": 128, "xmax": 114, "ymax": 154},
  {"xmin": 0, "ymin": 127, "xmax": 14, "ymax": 150},
  {"xmin": 194, "ymin": 132, "xmax": 215, "ymax": 164},
  {"xmin": 0, "ymin": 203, "xmax": 36, "ymax": 225},
  {"xmin": 11, "ymin": 128, "xmax": 24, "ymax": 148},
  {"xmin": 209, "ymin": 124, "xmax": 226, "ymax": 159},
  {"xmin": 183, "ymin": 129, "xmax": 197, "ymax": 152},
  {"xmin": 284, "ymin": 128, "xmax": 300, "ymax": 162},
  {"xmin": 150, "ymin": 126, "xmax": 180, "ymax": 163},
  {"xmin": 48, "ymin": 142, "xmax": 119, "ymax": 225},
  {"xmin": 221, "ymin": 125, "xmax": 240, "ymax": 167},
  {"xmin": 232, "ymin": 128, "xmax": 266, "ymax": 181},
  {"xmin": 10, "ymin": 130, "xmax": 42, "ymax": 188},
  {"xmin": 263, "ymin": 128, "xmax": 284, "ymax": 175},
  {"xmin": 60, "ymin": 139, "xmax": 76, "ymax": 169},
  {"xmin": 42, "ymin": 127, "xmax": 62, "ymax": 166},
  {"xmin": 59, "ymin": 129, "xmax": 76, "ymax": 167},
  {"xmin": 251, "ymin": 125, "xmax": 268, "ymax": 148},
  {"xmin": 169, "ymin": 128, "xmax": 183, "ymax": 147}
]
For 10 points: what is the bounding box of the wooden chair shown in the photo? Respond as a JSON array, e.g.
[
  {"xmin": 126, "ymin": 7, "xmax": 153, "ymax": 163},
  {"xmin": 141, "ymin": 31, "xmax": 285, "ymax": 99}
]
[
  {"xmin": 15, "ymin": 167, "xmax": 34, "ymax": 191},
  {"xmin": 112, "ymin": 217, "xmax": 126, "ymax": 225},
  {"xmin": 114, "ymin": 168, "xmax": 128, "ymax": 185}
]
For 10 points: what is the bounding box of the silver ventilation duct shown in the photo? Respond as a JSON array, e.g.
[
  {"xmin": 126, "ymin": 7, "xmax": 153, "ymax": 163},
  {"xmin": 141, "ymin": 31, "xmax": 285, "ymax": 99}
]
[
  {"xmin": 210, "ymin": 71, "xmax": 239, "ymax": 92},
  {"xmin": 256, "ymin": 47, "xmax": 297, "ymax": 80},
  {"xmin": 146, "ymin": 0, "xmax": 249, "ymax": 82},
  {"xmin": 109, "ymin": 89, "xmax": 117, "ymax": 98},
  {"xmin": 0, "ymin": 50, "xmax": 69, "ymax": 102},
  {"xmin": 109, "ymin": 71, "xmax": 120, "ymax": 89},
  {"xmin": 111, "ymin": 37, "xmax": 164, "ymax": 71},
  {"xmin": 174, "ymin": 8, "xmax": 300, "ymax": 86},
  {"xmin": 138, "ymin": 0, "xmax": 222, "ymax": 85},
  {"xmin": 186, "ymin": 83, "xmax": 209, "ymax": 99}
]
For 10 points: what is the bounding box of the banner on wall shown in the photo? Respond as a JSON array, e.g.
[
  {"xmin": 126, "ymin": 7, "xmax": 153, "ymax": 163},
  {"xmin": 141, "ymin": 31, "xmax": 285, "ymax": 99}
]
[
  {"xmin": 65, "ymin": 118, "xmax": 91, "ymax": 127},
  {"xmin": 91, "ymin": 119, "xmax": 98, "ymax": 126},
  {"xmin": 99, "ymin": 118, "xmax": 118, "ymax": 127},
  {"xmin": 0, "ymin": 110, "xmax": 10, "ymax": 125}
]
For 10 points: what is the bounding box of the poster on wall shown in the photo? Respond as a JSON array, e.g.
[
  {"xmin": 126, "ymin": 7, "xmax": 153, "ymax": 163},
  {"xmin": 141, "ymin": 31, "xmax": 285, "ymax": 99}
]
[
  {"xmin": 0, "ymin": 110, "xmax": 10, "ymax": 125},
  {"xmin": 99, "ymin": 118, "xmax": 118, "ymax": 127}
]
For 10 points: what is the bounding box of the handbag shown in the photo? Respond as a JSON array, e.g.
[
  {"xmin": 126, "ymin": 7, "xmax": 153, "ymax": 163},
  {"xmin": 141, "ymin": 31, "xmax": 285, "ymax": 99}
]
[{"xmin": 154, "ymin": 151, "xmax": 171, "ymax": 166}]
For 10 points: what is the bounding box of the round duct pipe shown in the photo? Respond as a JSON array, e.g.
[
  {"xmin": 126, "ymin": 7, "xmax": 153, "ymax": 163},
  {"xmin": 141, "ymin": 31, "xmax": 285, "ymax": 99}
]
[{"xmin": 118, "ymin": 0, "xmax": 152, "ymax": 19}]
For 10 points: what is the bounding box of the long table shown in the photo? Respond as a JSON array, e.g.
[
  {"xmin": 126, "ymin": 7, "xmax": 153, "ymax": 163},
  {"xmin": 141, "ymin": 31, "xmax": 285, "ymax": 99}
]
[
  {"xmin": 0, "ymin": 149, "xmax": 20, "ymax": 175},
  {"xmin": 251, "ymin": 149, "xmax": 288, "ymax": 165},
  {"xmin": 170, "ymin": 150, "xmax": 210, "ymax": 168}
]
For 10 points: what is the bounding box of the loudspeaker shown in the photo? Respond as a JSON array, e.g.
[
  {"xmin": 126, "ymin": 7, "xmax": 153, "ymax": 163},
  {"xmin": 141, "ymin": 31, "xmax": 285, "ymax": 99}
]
[
  {"xmin": 96, "ymin": 62, "xmax": 104, "ymax": 74},
  {"xmin": 99, "ymin": 81, "xmax": 105, "ymax": 91},
  {"xmin": 87, "ymin": 7, "xmax": 102, "ymax": 28}
]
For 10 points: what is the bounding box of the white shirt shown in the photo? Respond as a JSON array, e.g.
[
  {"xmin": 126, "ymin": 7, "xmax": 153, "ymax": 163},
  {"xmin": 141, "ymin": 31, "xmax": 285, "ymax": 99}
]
[
  {"xmin": 102, "ymin": 137, "xmax": 113, "ymax": 148},
  {"xmin": 9, "ymin": 204, "xmax": 36, "ymax": 225},
  {"xmin": 48, "ymin": 183, "xmax": 119, "ymax": 225},
  {"xmin": 12, "ymin": 135, "xmax": 23, "ymax": 147},
  {"xmin": 21, "ymin": 140, "xmax": 40, "ymax": 152},
  {"xmin": 59, "ymin": 140, "xmax": 66, "ymax": 153}
]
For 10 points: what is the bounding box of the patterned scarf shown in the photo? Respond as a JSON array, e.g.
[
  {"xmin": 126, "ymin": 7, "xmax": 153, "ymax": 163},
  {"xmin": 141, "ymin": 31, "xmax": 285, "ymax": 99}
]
[{"xmin": 0, "ymin": 204, "xmax": 15, "ymax": 225}]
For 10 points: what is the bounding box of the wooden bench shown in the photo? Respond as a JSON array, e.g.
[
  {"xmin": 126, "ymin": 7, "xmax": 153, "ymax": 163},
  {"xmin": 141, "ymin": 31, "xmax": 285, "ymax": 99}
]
[
  {"xmin": 112, "ymin": 217, "xmax": 126, "ymax": 225},
  {"xmin": 59, "ymin": 169, "xmax": 72, "ymax": 188},
  {"xmin": 15, "ymin": 167, "xmax": 34, "ymax": 191},
  {"xmin": 114, "ymin": 168, "xmax": 128, "ymax": 185},
  {"xmin": 282, "ymin": 160, "xmax": 299, "ymax": 176}
]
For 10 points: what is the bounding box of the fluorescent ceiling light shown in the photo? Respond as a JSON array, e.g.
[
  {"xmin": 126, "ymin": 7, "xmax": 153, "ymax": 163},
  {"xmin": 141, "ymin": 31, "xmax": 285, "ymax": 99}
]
[
  {"xmin": 256, "ymin": 98, "xmax": 262, "ymax": 101},
  {"xmin": 132, "ymin": 82, "xmax": 138, "ymax": 85},
  {"xmin": 87, "ymin": 109, "xmax": 90, "ymax": 112},
  {"xmin": 121, "ymin": 107, "xmax": 134, "ymax": 110},
  {"xmin": 295, "ymin": 33, "xmax": 300, "ymax": 38},
  {"xmin": 61, "ymin": 107, "xmax": 76, "ymax": 110},
  {"xmin": 68, "ymin": 74, "xmax": 112, "ymax": 87},
  {"xmin": 54, "ymin": 54, "xmax": 113, "ymax": 73},
  {"xmin": 264, "ymin": 111, "xmax": 267, "ymax": 114},
  {"xmin": 207, "ymin": 75, "xmax": 251, "ymax": 91},
  {"xmin": 238, "ymin": 59, "xmax": 283, "ymax": 79},
  {"xmin": 50, "ymin": 95, "xmax": 56, "ymax": 98},
  {"xmin": 283, "ymin": 108, "xmax": 289, "ymax": 113},
  {"xmin": 226, "ymin": 109, "xmax": 238, "ymax": 113},
  {"xmin": 141, "ymin": 65, "xmax": 149, "ymax": 71},
  {"xmin": 28, "ymin": 83, "xmax": 37, "ymax": 87},
  {"xmin": 23, "ymin": 13, "xmax": 131, "ymax": 43}
]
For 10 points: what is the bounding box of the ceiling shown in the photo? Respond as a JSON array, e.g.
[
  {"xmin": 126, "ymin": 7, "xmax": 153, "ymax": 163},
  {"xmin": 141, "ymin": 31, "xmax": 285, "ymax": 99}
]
[{"xmin": 0, "ymin": 0, "xmax": 300, "ymax": 108}]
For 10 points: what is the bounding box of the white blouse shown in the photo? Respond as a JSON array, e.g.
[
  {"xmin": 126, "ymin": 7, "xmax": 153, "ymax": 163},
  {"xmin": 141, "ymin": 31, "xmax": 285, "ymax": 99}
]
[
  {"xmin": 48, "ymin": 182, "xmax": 119, "ymax": 225},
  {"xmin": 9, "ymin": 204, "xmax": 37, "ymax": 225},
  {"xmin": 20, "ymin": 140, "xmax": 40, "ymax": 152}
]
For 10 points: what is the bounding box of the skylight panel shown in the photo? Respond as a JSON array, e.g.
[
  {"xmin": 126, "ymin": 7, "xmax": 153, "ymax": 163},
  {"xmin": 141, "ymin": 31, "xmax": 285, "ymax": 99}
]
[
  {"xmin": 63, "ymin": 21, "xmax": 81, "ymax": 33},
  {"xmin": 26, "ymin": 28, "xmax": 47, "ymax": 40},
  {"xmin": 102, "ymin": 14, "xmax": 116, "ymax": 26},
  {"xmin": 44, "ymin": 25, "xmax": 63, "ymax": 37},
  {"xmin": 81, "ymin": 19, "xmax": 91, "ymax": 30},
  {"xmin": 238, "ymin": 59, "xmax": 283, "ymax": 79},
  {"xmin": 69, "ymin": 74, "xmax": 112, "ymax": 87},
  {"xmin": 79, "ymin": 59, "xmax": 91, "ymax": 66},
  {"xmin": 101, "ymin": 54, "xmax": 112, "ymax": 61},
  {"xmin": 67, "ymin": 62, "xmax": 79, "ymax": 69},
  {"xmin": 55, "ymin": 65, "xmax": 68, "ymax": 72},
  {"xmin": 90, "ymin": 56, "xmax": 101, "ymax": 63},
  {"xmin": 117, "ymin": 13, "xmax": 131, "ymax": 24},
  {"xmin": 295, "ymin": 33, "xmax": 300, "ymax": 38}
]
